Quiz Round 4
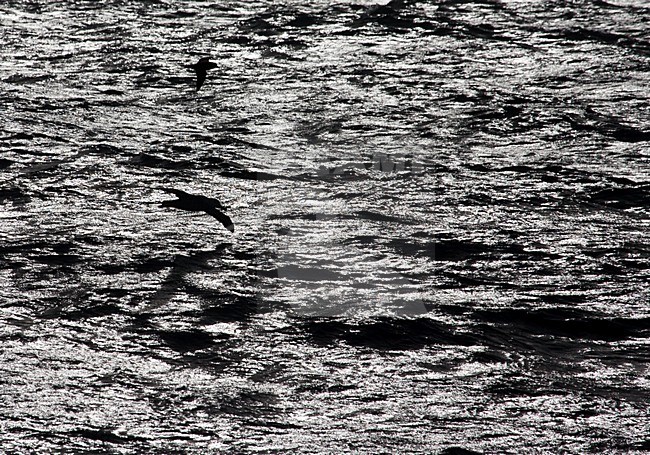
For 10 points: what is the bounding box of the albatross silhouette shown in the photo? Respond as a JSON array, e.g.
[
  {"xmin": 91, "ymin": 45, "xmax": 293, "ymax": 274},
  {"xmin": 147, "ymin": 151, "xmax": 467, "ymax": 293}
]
[
  {"xmin": 190, "ymin": 57, "xmax": 218, "ymax": 91},
  {"xmin": 160, "ymin": 188, "xmax": 234, "ymax": 232}
]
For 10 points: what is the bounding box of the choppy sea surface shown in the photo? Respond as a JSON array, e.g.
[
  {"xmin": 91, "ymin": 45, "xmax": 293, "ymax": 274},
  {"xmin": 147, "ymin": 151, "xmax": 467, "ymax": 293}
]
[{"xmin": 1, "ymin": 0, "xmax": 649, "ymax": 453}]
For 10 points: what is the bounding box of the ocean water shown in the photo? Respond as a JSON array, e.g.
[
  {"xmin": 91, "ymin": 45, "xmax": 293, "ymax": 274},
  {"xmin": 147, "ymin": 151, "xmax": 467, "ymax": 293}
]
[{"xmin": 1, "ymin": 0, "xmax": 649, "ymax": 453}]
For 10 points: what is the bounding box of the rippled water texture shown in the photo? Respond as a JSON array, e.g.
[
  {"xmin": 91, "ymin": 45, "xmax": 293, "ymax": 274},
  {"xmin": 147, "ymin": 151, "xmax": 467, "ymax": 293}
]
[{"xmin": 1, "ymin": 0, "xmax": 649, "ymax": 453}]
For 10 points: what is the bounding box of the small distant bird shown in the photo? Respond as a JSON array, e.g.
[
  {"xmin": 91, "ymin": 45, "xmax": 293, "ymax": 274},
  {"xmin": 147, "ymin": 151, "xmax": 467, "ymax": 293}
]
[
  {"xmin": 160, "ymin": 188, "xmax": 234, "ymax": 232},
  {"xmin": 190, "ymin": 57, "xmax": 218, "ymax": 91}
]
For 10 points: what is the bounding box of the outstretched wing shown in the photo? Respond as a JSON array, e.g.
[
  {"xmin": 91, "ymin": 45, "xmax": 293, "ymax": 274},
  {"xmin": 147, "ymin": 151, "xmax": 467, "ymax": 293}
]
[
  {"xmin": 195, "ymin": 69, "xmax": 207, "ymax": 91},
  {"xmin": 204, "ymin": 207, "xmax": 234, "ymax": 232}
]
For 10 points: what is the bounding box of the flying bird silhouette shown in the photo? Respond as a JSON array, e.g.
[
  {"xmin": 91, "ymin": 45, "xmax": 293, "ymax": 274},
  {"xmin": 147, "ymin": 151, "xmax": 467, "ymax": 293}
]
[
  {"xmin": 190, "ymin": 57, "xmax": 218, "ymax": 91},
  {"xmin": 160, "ymin": 188, "xmax": 234, "ymax": 232}
]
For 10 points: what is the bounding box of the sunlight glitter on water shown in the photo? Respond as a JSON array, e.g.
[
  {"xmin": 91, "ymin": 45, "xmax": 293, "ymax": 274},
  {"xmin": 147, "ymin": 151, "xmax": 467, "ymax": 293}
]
[{"xmin": 1, "ymin": 0, "xmax": 649, "ymax": 453}]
